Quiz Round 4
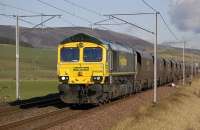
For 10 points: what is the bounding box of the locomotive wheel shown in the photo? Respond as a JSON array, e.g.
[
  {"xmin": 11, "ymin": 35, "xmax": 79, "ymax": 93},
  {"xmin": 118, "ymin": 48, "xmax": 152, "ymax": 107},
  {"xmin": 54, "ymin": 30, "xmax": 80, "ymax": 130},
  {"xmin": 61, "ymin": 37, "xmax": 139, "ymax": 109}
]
[{"xmin": 137, "ymin": 84, "xmax": 142, "ymax": 93}]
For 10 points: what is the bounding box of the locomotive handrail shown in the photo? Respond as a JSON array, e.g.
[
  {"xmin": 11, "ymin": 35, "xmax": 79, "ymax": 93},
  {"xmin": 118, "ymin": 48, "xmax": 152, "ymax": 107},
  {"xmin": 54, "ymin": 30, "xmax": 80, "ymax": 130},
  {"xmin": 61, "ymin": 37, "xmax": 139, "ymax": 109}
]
[{"xmin": 110, "ymin": 72, "xmax": 137, "ymax": 76}]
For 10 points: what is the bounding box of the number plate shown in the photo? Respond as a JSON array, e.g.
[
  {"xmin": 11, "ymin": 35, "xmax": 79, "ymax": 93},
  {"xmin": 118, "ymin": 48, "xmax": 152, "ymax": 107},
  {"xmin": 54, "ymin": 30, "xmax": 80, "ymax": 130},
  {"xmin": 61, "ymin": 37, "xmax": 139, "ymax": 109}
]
[{"xmin": 73, "ymin": 67, "xmax": 89, "ymax": 71}]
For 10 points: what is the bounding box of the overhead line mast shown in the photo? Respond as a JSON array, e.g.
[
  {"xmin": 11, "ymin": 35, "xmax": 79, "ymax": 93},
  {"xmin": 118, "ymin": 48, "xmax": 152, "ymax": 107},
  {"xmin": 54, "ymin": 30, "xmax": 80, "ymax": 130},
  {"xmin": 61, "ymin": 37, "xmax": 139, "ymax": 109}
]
[
  {"xmin": 141, "ymin": 0, "xmax": 179, "ymax": 41},
  {"xmin": 0, "ymin": 1, "xmax": 41, "ymax": 14},
  {"xmin": 13, "ymin": 14, "xmax": 61, "ymax": 100},
  {"xmin": 141, "ymin": 0, "xmax": 180, "ymax": 103}
]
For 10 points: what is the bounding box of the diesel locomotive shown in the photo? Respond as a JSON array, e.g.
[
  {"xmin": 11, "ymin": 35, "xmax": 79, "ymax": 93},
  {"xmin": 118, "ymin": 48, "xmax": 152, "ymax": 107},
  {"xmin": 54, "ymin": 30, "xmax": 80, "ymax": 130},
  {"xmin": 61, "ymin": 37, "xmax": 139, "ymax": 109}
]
[{"xmin": 57, "ymin": 33, "xmax": 198, "ymax": 104}]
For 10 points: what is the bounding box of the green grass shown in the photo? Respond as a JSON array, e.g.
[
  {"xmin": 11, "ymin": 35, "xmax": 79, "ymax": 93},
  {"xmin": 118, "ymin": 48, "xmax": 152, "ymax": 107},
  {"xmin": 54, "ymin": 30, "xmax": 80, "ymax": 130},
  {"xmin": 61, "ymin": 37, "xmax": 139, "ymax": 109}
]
[
  {"xmin": 0, "ymin": 80, "xmax": 58, "ymax": 102},
  {"xmin": 0, "ymin": 44, "xmax": 57, "ymax": 80},
  {"xmin": 0, "ymin": 44, "xmax": 58, "ymax": 102}
]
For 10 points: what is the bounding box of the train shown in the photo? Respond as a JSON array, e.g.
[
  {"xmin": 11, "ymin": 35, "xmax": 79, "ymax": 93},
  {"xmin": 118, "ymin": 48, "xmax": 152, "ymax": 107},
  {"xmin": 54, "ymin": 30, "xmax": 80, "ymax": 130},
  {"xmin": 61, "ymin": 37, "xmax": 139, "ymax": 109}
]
[{"xmin": 57, "ymin": 33, "xmax": 199, "ymax": 104}]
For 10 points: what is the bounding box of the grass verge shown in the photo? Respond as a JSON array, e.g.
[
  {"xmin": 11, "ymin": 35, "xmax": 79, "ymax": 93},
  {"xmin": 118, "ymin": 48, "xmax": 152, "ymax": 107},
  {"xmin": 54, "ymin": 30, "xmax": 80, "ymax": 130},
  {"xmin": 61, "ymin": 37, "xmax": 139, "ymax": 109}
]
[
  {"xmin": 0, "ymin": 80, "xmax": 58, "ymax": 102},
  {"xmin": 112, "ymin": 78, "xmax": 200, "ymax": 130}
]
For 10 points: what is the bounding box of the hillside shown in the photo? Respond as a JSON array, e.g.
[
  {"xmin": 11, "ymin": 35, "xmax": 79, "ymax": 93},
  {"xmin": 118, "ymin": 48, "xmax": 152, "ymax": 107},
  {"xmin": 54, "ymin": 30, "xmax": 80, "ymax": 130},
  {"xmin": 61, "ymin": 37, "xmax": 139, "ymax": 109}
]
[
  {"xmin": 0, "ymin": 25, "xmax": 200, "ymax": 62},
  {"xmin": 0, "ymin": 36, "xmax": 32, "ymax": 47},
  {"xmin": 0, "ymin": 25, "xmax": 153, "ymax": 50}
]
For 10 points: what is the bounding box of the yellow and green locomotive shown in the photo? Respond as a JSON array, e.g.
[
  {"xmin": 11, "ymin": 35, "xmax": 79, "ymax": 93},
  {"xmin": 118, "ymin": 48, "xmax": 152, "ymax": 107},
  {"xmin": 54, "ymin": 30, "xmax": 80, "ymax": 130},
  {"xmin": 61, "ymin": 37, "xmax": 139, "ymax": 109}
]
[
  {"xmin": 57, "ymin": 33, "xmax": 199, "ymax": 105},
  {"xmin": 57, "ymin": 33, "xmax": 137, "ymax": 104}
]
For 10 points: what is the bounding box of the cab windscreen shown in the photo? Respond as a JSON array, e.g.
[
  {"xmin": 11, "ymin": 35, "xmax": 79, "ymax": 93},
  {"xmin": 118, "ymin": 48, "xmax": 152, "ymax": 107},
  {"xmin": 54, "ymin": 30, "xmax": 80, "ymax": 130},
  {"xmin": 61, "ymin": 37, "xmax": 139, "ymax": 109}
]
[
  {"xmin": 83, "ymin": 47, "xmax": 102, "ymax": 62},
  {"xmin": 60, "ymin": 47, "xmax": 79, "ymax": 62}
]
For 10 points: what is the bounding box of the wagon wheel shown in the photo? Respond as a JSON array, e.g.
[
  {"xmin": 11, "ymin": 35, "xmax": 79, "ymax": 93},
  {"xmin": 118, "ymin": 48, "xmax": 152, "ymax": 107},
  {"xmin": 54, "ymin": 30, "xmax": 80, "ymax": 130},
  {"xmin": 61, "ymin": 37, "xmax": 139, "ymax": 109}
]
[
  {"xmin": 135, "ymin": 82, "xmax": 142, "ymax": 93},
  {"xmin": 139, "ymin": 80, "xmax": 143, "ymax": 92}
]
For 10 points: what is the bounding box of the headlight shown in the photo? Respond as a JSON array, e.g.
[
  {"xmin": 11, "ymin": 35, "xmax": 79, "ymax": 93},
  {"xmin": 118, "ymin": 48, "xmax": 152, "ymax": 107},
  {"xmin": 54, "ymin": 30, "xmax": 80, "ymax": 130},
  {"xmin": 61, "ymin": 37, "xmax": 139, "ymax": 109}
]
[
  {"xmin": 59, "ymin": 76, "xmax": 69, "ymax": 82},
  {"xmin": 61, "ymin": 76, "xmax": 66, "ymax": 80},
  {"xmin": 92, "ymin": 76, "xmax": 102, "ymax": 82},
  {"xmin": 96, "ymin": 76, "xmax": 100, "ymax": 80}
]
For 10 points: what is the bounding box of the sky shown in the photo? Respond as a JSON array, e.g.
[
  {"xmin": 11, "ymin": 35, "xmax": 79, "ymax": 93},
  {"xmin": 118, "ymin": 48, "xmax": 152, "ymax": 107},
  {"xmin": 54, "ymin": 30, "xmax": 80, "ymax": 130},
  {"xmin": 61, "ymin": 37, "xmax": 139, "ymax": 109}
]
[{"xmin": 0, "ymin": 0, "xmax": 199, "ymax": 49}]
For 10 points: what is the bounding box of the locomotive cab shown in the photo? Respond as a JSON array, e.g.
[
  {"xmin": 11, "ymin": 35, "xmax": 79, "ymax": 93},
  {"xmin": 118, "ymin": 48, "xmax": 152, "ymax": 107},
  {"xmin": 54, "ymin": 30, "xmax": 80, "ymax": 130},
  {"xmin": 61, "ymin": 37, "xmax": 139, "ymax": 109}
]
[{"xmin": 57, "ymin": 42, "xmax": 108, "ymax": 85}]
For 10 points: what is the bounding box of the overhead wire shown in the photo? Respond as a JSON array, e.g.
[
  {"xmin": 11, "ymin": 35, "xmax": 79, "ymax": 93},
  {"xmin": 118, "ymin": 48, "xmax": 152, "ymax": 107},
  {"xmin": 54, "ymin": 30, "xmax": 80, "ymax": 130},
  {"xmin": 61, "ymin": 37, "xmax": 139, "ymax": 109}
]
[
  {"xmin": 59, "ymin": 18, "xmax": 77, "ymax": 27},
  {"xmin": 0, "ymin": 13, "xmax": 36, "ymax": 25},
  {"xmin": 0, "ymin": 2, "xmax": 53, "ymax": 27},
  {"xmin": 0, "ymin": 0, "xmax": 180, "ymax": 39},
  {"xmin": 37, "ymin": 0, "xmax": 93, "ymax": 24},
  {"xmin": 63, "ymin": 0, "xmax": 102, "ymax": 16},
  {"xmin": 36, "ymin": 0, "xmax": 125, "ymax": 31},
  {"xmin": 141, "ymin": 0, "xmax": 179, "ymax": 41},
  {"xmin": 0, "ymin": 13, "xmax": 62, "ymax": 39},
  {"xmin": 62, "ymin": 0, "xmax": 112, "ymax": 30},
  {"xmin": 63, "ymin": 0, "xmax": 158, "ymax": 33},
  {"xmin": 111, "ymin": 15, "xmax": 154, "ymax": 34},
  {"xmin": 0, "ymin": 1, "xmax": 84, "ymax": 28},
  {"xmin": 0, "ymin": 3, "xmax": 81, "ymax": 53},
  {"xmin": 61, "ymin": 0, "xmax": 122, "ymax": 30},
  {"xmin": 141, "ymin": 0, "xmax": 157, "ymax": 12},
  {"xmin": 0, "ymin": 14, "xmax": 63, "ymax": 30},
  {"xmin": 0, "ymin": 1, "xmax": 77, "ymax": 33},
  {"xmin": 0, "ymin": 1, "xmax": 40, "ymax": 14},
  {"xmin": 159, "ymin": 14, "xmax": 178, "ymax": 40}
]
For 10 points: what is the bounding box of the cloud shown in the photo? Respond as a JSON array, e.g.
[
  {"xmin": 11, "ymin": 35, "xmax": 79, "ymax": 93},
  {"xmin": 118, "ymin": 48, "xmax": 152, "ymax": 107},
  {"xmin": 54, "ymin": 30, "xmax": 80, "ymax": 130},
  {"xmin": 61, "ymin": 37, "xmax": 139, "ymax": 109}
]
[{"xmin": 169, "ymin": 0, "xmax": 200, "ymax": 33}]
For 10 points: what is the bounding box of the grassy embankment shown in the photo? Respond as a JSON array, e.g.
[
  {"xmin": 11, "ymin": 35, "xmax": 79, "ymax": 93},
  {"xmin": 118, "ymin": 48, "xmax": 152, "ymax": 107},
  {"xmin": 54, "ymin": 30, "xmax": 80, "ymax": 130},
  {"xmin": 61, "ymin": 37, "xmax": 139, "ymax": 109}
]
[
  {"xmin": 112, "ymin": 78, "xmax": 200, "ymax": 130},
  {"xmin": 0, "ymin": 44, "xmax": 58, "ymax": 102}
]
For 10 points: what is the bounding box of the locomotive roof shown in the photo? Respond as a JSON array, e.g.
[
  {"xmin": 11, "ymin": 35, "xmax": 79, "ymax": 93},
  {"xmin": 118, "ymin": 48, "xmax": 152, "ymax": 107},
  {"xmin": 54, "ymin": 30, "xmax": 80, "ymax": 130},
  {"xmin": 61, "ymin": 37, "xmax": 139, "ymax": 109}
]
[
  {"xmin": 60, "ymin": 33, "xmax": 133, "ymax": 53},
  {"xmin": 60, "ymin": 33, "xmax": 103, "ymax": 45}
]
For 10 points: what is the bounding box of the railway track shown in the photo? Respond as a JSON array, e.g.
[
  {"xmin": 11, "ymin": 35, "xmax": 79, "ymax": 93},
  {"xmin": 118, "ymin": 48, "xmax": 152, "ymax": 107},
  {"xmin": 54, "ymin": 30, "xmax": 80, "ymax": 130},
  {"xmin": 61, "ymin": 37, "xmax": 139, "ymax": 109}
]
[
  {"xmin": 0, "ymin": 103, "xmax": 18, "ymax": 113},
  {"xmin": 0, "ymin": 107, "xmax": 83, "ymax": 130},
  {"xmin": 0, "ymin": 94, "xmax": 73, "ymax": 130},
  {"xmin": 0, "ymin": 84, "xmax": 179, "ymax": 130},
  {"xmin": 0, "ymin": 94, "xmax": 60, "ymax": 117},
  {"xmin": 0, "ymin": 93, "xmax": 94, "ymax": 130},
  {"xmin": 1, "ymin": 93, "xmax": 144, "ymax": 130}
]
